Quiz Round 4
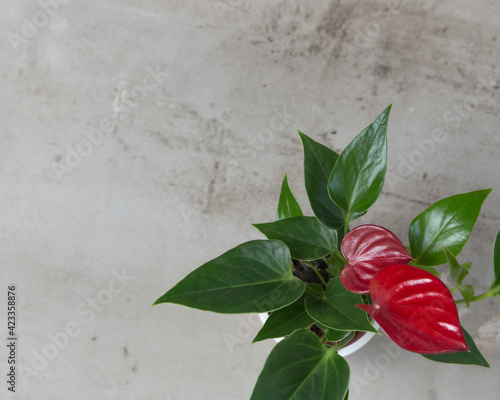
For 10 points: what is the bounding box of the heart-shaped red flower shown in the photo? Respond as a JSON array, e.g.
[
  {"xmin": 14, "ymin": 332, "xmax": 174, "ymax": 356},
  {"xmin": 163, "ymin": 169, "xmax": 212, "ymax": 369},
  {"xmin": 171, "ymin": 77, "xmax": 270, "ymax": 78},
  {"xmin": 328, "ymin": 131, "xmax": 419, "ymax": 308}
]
[
  {"xmin": 340, "ymin": 225, "xmax": 413, "ymax": 294},
  {"xmin": 357, "ymin": 264, "xmax": 468, "ymax": 354}
]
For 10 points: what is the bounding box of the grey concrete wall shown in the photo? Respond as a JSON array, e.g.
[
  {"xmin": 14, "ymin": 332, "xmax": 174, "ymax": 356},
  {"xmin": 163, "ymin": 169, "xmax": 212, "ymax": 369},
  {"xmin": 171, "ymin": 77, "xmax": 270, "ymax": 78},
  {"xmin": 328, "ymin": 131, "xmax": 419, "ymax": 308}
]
[{"xmin": 1, "ymin": 1, "xmax": 499, "ymax": 399}]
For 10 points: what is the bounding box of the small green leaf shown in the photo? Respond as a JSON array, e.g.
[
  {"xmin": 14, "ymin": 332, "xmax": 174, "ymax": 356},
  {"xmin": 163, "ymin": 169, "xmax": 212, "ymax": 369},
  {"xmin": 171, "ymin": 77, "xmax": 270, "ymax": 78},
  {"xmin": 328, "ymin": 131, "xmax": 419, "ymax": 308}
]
[
  {"xmin": 409, "ymin": 189, "xmax": 492, "ymax": 266},
  {"xmin": 489, "ymin": 230, "xmax": 500, "ymax": 295},
  {"xmin": 253, "ymin": 284, "xmax": 323, "ymax": 343},
  {"xmin": 442, "ymin": 247, "xmax": 474, "ymax": 306},
  {"xmin": 318, "ymin": 324, "xmax": 351, "ymax": 342},
  {"xmin": 253, "ymin": 217, "xmax": 338, "ymax": 261},
  {"xmin": 250, "ymin": 329, "xmax": 350, "ymax": 400},
  {"xmin": 154, "ymin": 240, "xmax": 305, "ymax": 314},
  {"xmin": 328, "ymin": 105, "xmax": 391, "ymax": 217},
  {"xmin": 443, "ymin": 247, "xmax": 470, "ymax": 284},
  {"xmin": 456, "ymin": 284, "xmax": 475, "ymax": 307},
  {"xmin": 299, "ymin": 132, "xmax": 344, "ymax": 229},
  {"xmin": 422, "ymin": 326, "xmax": 490, "ymax": 367},
  {"xmin": 277, "ymin": 174, "xmax": 303, "ymax": 220},
  {"xmin": 305, "ymin": 278, "xmax": 378, "ymax": 333}
]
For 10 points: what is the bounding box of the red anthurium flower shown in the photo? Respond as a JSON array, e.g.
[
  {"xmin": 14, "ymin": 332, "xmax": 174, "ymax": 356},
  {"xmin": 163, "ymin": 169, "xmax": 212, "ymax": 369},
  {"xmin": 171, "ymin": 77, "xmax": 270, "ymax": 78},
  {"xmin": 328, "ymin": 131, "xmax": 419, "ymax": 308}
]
[
  {"xmin": 357, "ymin": 264, "xmax": 468, "ymax": 354},
  {"xmin": 340, "ymin": 225, "xmax": 413, "ymax": 294}
]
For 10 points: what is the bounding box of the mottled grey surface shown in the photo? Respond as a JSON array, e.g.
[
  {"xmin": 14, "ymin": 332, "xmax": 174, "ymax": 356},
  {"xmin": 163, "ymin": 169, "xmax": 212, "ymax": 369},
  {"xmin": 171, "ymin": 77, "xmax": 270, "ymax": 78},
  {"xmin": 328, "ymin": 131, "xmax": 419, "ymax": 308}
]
[{"xmin": 1, "ymin": 1, "xmax": 500, "ymax": 399}]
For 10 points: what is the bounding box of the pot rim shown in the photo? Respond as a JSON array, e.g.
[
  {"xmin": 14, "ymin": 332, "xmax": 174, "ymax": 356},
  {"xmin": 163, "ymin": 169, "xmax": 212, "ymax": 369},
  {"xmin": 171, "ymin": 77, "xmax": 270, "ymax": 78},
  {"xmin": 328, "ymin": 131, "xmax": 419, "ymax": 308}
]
[{"xmin": 258, "ymin": 313, "xmax": 380, "ymax": 357}]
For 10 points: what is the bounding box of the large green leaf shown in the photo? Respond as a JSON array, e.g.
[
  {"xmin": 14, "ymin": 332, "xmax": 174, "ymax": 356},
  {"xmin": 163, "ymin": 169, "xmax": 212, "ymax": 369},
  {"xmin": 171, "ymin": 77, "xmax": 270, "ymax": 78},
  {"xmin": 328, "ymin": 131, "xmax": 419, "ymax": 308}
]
[
  {"xmin": 250, "ymin": 329, "xmax": 350, "ymax": 400},
  {"xmin": 253, "ymin": 217, "xmax": 338, "ymax": 261},
  {"xmin": 409, "ymin": 189, "xmax": 492, "ymax": 266},
  {"xmin": 277, "ymin": 174, "xmax": 303, "ymax": 220},
  {"xmin": 328, "ymin": 105, "xmax": 391, "ymax": 218},
  {"xmin": 422, "ymin": 326, "xmax": 490, "ymax": 367},
  {"xmin": 154, "ymin": 240, "xmax": 305, "ymax": 313},
  {"xmin": 299, "ymin": 132, "xmax": 344, "ymax": 229},
  {"xmin": 253, "ymin": 284, "xmax": 323, "ymax": 343},
  {"xmin": 305, "ymin": 278, "xmax": 377, "ymax": 333},
  {"xmin": 490, "ymin": 229, "xmax": 500, "ymax": 295}
]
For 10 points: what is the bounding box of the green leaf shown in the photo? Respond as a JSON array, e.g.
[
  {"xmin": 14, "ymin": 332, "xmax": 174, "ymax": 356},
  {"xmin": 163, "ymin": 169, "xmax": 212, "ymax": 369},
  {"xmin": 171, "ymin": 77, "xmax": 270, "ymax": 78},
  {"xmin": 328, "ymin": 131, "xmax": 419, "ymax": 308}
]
[
  {"xmin": 442, "ymin": 247, "xmax": 474, "ymax": 306},
  {"xmin": 277, "ymin": 174, "xmax": 303, "ymax": 220},
  {"xmin": 315, "ymin": 323, "xmax": 351, "ymax": 342},
  {"xmin": 154, "ymin": 240, "xmax": 306, "ymax": 314},
  {"xmin": 305, "ymin": 278, "xmax": 378, "ymax": 333},
  {"xmin": 442, "ymin": 247, "xmax": 470, "ymax": 284},
  {"xmin": 328, "ymin": 105, "xmax": 391, "ymax": 217},
  {"xmin": 253, "ymin": 217, "xmax": 338, "ymax": 261},
  {"xmin": 409, "ymin": 189, "xmax": 492, "ymax": 266},
  {"xmin": 456, "ymin": 284, "xmax": 475, "ymax": 307},
  {"xmin": 252, "ymin": 284, "xmax": 323, "ymax": 343},
  {"xmin": 250, "ymin": 329, "xmax": 350, "ymax": 400},
  {"xmin": 489, "ymin": 230, "xmax": 500, "ymax": 295},
  {"xmin": 422, "ymin": 326, "xmax": 490, "ymax": 367},
  {"xmin": 299, "ymin": 132, "xmax": 344, "ymax": 229}
]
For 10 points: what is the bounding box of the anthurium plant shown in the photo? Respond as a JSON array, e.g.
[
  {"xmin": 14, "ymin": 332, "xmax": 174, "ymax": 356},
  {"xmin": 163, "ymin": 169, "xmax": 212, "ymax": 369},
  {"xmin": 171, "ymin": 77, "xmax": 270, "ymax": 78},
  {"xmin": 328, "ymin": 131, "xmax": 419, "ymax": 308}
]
[{"xmin": 154, "ymin": 105, "xmax": 499, "ymax": 399}]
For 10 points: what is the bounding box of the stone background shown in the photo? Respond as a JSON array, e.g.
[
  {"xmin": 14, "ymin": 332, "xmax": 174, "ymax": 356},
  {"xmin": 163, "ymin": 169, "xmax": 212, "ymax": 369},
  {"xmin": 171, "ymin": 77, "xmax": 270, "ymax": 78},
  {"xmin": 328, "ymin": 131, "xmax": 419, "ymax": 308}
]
[{"xmin": 1, "ymin": 1, "xmax": 499, "ymax": 399}]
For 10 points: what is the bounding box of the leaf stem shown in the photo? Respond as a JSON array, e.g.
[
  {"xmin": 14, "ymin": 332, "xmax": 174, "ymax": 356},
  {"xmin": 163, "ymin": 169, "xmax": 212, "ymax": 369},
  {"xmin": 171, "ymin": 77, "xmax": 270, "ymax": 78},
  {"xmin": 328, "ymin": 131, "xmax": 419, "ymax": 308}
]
[
  {"xmin": 455, "ymin": 290, "xmax": 495, "ymax": 305},
  {"xmin": 306, "ymin": 261, "xmax": 328, "ymax": 287},
  {"xmin": 343, "ymin": 217, "xmax": 351, "ymax": 237}
]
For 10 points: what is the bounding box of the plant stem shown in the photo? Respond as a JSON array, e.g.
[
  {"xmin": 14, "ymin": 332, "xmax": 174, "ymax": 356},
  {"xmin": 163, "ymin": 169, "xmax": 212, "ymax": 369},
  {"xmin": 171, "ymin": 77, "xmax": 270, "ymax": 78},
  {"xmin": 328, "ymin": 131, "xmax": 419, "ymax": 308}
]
[
  {"xmin": 455, "ymin": 290, "xmax": 494, "ymax": 305},
  {"xmin": 330, "ymin": 331, "xmax": 355, "ymax": 352},
  {"xmin": 306, "ymin": 262, "xmax": 328, "ymax": 286},
  {"xmin": 343, "ymin": 220, "xmax": 350, "ymax": 237}
]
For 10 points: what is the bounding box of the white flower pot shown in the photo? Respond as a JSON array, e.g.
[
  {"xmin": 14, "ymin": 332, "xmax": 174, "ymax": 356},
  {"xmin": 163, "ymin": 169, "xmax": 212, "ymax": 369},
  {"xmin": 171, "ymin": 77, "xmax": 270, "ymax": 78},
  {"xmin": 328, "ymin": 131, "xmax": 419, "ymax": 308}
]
[{"xmin": 258, "ymin": 313, "xmax": 380, "ymax": 357}]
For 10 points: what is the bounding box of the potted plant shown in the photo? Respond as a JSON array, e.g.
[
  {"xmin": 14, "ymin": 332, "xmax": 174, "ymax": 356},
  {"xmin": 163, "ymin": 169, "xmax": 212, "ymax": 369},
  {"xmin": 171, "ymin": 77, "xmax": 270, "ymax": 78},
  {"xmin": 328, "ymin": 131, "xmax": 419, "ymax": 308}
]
[{"xmin": 154, "ymin": 105, "xmax": 499, "ymax": 399}]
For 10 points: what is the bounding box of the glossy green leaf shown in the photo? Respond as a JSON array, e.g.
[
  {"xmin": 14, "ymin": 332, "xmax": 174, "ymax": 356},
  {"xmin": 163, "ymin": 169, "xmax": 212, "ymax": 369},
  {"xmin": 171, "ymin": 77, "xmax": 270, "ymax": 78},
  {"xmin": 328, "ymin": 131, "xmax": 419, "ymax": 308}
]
[
  {"xmin": 250, "ymin": 329, "xmax": 350, "ymax": 400},
  {"xmin": 252, "ymin": 284, "xmax": 323, "ymax": 343},
  {"xmin": 422, "ymin": 326, "xmax": 490, "ymax": 367},
  {"xmin": 277, "ymin": 174, "xmax": 303, "ymax": 220},
  {"xmin": 154, "ymin": 240, "xmax": 306, "ymax": 314},
  {"xmin": 409, "ymin": 189, "xmax": 492, "ymax": 266},
  {"xmin": 253, "ymin": 217, "xmax": 338, "ymax": 261},
  {"xmin": 328, "ymin": 105, "xmax": 391, "ymax": 217},
  {"xmin": 490, "ymin": 230, "xmax": 500, "ymax": 295},
  {"xmin": 299, "ymin": 132, "xmax": 344, "ymax": 229},
  {"xmin": 305, "ymin": 278, "xmax": 378, "ymax": 333}
]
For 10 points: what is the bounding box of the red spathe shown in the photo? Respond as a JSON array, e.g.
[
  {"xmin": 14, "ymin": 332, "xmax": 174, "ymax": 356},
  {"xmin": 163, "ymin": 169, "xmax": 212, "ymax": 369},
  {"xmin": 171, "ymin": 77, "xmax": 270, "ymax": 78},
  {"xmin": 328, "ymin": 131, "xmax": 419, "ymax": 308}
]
[
  {"xmin": 357, "ymin": 264, "xmax": 468, "ymax": 354},
  {"xmin": 340, "ymin": 225, "xmax": 413, "ymax": 294}
]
